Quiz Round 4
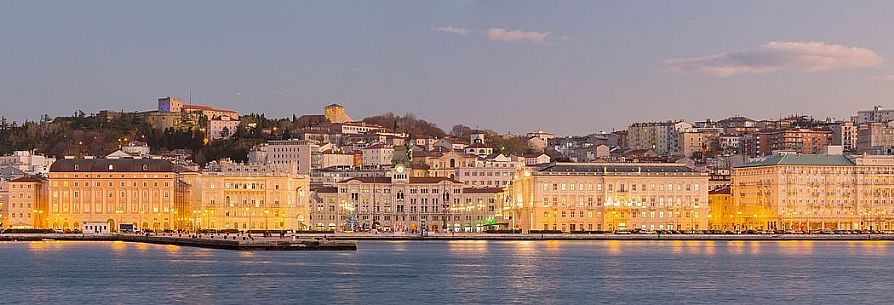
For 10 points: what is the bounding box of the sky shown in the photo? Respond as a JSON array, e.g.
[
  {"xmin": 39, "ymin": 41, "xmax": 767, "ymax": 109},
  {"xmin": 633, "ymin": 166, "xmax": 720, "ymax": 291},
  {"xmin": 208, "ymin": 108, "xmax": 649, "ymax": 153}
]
[{"xmin": 3, "ymin": 1, "xmax": 894, "ymax": 136}]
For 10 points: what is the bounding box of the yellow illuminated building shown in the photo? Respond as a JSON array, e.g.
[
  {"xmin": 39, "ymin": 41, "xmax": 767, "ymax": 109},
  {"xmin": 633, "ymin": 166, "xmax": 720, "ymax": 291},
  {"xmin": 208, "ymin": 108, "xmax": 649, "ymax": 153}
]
[
  {"xmin": 509, "ymin": 163, "xmax": 710, "ymax": 232},
  {"xmin": 181, "ymin": 160, "xmax": 310, "ymax": 231},
  {"xmin": 707, "ymin": 185, "xmax": 771, "ymax": 230},
  {"xmin": 6, "ymin": 176, "xmax": 48, "ymax": 229},
  {"xmin": 47, "ymin": 158, "xmax": 177, "ymax": 231},
  {"xmin": 732, "ymin": 153, "xmax": 894, "ymax": 231}
]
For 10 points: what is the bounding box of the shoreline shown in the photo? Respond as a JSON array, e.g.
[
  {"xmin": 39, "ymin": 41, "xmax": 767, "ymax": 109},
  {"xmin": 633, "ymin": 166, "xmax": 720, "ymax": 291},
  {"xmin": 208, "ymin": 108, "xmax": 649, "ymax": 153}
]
[
  {"xmin": 3, "ymin": 233, "xmax": 894, "ymax": 244},
  {"xmin": 0, "ymin": 234, "xmax": 357, "ymax": 251}
]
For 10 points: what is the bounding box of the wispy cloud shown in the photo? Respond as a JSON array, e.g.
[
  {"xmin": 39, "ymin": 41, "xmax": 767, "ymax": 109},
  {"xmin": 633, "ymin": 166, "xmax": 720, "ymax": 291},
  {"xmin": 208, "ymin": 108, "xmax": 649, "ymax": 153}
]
[
  {"xmin": 484, "ymin": 28, "xmax": 552, "ymax": 45},
  {"xmin": 436, "ymin": 26, "xmax": 469, "ymax": 36},
  {"xmin": 435, "ymin": 26, "xmax": 566, "ymax": 46},
  {"xmin": 665, "ymin": 41, "xmax": 884, "ymax": 77},
  {"xmin": 870, "ymin": 74, "xmax": 894, "ymax": 81}
]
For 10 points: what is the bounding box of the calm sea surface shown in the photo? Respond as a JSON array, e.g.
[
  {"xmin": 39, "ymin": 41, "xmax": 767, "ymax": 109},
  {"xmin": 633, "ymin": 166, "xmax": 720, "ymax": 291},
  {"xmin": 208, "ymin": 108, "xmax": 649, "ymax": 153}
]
[{"xmin": 0, "ymin": 240, "xmax": 892, "ymax": 304}]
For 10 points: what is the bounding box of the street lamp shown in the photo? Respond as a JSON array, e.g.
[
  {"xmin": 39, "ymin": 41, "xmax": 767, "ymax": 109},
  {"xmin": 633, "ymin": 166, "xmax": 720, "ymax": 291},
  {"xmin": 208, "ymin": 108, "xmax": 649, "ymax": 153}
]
[
  {"xmin": 245, "ymin": 207, "xmax": 251, "ymax": 232},
  {"xmin": 264, "ymin": 209, "xmax": 270, "ymax": 231}
]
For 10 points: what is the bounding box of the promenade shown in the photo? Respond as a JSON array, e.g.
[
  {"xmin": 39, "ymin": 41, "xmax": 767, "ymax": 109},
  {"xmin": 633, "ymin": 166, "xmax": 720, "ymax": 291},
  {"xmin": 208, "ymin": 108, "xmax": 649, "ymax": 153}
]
[
  {"xmin": 3, "ymin": 232, "xmax": 894, "ymax": 251},
  {"xmin": 0, "ymin": 233, "xmax": 357, "ymax": 251},
  {"xmin": 295, "ymin": 232, "xmax": 894, "ymax": 241}
]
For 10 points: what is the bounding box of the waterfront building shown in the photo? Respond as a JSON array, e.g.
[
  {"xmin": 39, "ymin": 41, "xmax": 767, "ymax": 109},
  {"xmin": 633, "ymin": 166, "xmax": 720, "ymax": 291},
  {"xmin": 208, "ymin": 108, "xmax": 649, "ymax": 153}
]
[
  {"xmin": 458, "ymin": 187, "xmax": 509, "ymax": 232},
  {"xmin": 732, "ymin": 153, "xmax": 894, "ymax": 231},
  {"xmin": 47, "ymin": 158, "xmax": 177, "ymax": 231},
  {"xmin": 509, "ymin": 163, "xmax": 709, "ymax": 232},
  {"xmin": 707, "ymin": 185, "xmax": 738, "ymax": 230},
  {"xmin": 180, "ymin": 160, "xmax": 310, "ymax": 231},
  {"xmin": 311, "ymin": 165, "xmax": 467, "ymax": 232},
  {"xmin": 5, "ymin": 176, "xmax": 48, "ymax": 229}
]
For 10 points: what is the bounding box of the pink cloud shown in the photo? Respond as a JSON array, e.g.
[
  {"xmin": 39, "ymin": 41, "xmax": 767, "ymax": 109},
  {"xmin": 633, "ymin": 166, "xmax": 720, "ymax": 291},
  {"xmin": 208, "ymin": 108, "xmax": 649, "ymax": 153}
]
[{"xmin": 665, "ymin": 41, "xmax": 884, "ymax": 77}]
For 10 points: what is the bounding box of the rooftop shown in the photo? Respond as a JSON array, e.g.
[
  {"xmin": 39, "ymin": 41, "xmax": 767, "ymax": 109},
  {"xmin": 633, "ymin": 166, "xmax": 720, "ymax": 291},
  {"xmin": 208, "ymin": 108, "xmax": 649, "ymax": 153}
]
[
  {"xmin": 537, "ymin": 162, "xmax": 698, "ymax": 174},
  {"xmin": 50, "ymin": 158, "xmax": 175, "ymax": 173},
  {"xmin": 340, "ymin": 176, "xmax": 463, "ymax": 184},
  {"xmin": 462, "ymin": 187, "xmax": 505, "ymax": 194},
  {"xmin": 736, "ymin": 154, "xmax": 855, "ymax": 168},
  {"xmin": 9, "ymin": 175, "xmax": 44, "ymax": 183}
]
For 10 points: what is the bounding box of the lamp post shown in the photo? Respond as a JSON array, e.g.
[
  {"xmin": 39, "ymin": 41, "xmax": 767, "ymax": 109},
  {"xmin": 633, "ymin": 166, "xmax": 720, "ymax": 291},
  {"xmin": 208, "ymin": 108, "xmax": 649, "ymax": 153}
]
[
  {"xmin": 264, "ymin": 209, "xmax": 270, "ymax": 231},
  {"xmin": 192, "ymin": 210, "xmax": 198, "ymax": 232},
  {"xmin": 115, "ymin": 209, "xmax": 123, "ymax": 232},
  {"xmin": 244, "ymin": 207, "xmax": 251, "ymax": 233}
]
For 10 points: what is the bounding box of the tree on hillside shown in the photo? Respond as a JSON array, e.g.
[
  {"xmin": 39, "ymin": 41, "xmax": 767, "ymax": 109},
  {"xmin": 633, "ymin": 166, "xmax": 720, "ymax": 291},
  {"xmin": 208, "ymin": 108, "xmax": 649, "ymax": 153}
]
[
  {"xmin": 450, "ymin": 124, "xmax": 474, "ymax": 139},
  {"xmin": 362, "ymin": 112, "xmax": 446, "ymax": 138}
]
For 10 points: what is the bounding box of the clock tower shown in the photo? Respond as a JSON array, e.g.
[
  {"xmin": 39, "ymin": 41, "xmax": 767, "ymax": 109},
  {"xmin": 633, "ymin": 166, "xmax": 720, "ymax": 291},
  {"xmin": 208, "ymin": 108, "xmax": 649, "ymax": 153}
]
[{"xmin": 392, "ymin": 164, "xmax": 409, "ymax": 184}]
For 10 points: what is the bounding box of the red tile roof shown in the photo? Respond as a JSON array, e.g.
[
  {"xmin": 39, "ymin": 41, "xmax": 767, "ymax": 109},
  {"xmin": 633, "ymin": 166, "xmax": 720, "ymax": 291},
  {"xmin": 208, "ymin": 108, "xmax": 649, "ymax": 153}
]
[{"xmin": 182, "ymin": 104, "xmax": 237, "ymax": 114}]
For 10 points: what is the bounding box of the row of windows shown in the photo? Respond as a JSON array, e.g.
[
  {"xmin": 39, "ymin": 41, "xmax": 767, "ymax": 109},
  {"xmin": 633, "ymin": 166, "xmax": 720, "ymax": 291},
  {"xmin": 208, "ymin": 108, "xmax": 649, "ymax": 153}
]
[
  {"xmin": 53, "ymin": 181, "xmax": 170, "ymax": 187},
  {"xmin": 542, "ymin": 182, "xmax": 701, "ymax": 192},
  {"xmin": 462, "ymin": 171, "xmax": 514, "ymax": 177}
]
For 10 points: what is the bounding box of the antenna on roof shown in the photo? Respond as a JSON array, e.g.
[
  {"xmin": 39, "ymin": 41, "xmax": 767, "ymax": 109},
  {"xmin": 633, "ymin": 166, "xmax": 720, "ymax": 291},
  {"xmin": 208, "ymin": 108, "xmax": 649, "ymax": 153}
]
[{"xmin": 188, "ymin": 89, "xmax": 192, "ymax": 104}]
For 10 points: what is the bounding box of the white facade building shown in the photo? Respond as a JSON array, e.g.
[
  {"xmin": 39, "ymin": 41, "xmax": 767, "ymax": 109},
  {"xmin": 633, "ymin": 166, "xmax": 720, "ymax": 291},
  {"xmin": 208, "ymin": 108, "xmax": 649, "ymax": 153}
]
[{"xmin": 361, "ymin": 144, "xmax": 394, "ymax": 167}]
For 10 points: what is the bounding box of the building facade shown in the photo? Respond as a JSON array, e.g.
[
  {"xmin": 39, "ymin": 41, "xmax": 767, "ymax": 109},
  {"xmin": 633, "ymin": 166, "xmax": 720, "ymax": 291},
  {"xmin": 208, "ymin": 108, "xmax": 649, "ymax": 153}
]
[
  {"xmin": 627, "ymin": 121, "xmax": 693, "ymax": 156},
  {"xmin": 311, "ymin": 165, "xmax": 469, "ymax": 232},
  {"xmin": 5, "ymin": 176, "xmax": 48, "ymax": 229},
  {"xmin": 181, "ymin": 161, "xmax": 310, "ymax": 231},
  {"xmin": 509, "ymin": 163, "xmax": 709, "ymax": 233},
  {"xmin": 264, "ymin": 140, "xmax": 321, "ymax": 175},
  {"xmin": 732, "ymin": 153, "xmax": 894, "ymax": 231},
  {"xmin": 47, "ymin": 158, "xmax": 177, "ymax": 232}
]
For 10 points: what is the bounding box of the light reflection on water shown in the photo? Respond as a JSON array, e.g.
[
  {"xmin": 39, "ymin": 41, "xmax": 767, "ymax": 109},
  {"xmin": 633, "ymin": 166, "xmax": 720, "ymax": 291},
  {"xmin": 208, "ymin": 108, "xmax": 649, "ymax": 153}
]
[{"xmin": 2, "ymin": 240, "xmax": 894, "ymax": 304}]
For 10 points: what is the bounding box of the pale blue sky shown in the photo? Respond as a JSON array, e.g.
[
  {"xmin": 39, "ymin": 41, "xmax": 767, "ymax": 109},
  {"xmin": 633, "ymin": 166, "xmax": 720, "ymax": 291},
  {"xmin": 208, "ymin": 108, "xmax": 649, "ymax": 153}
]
[{"xmin": 3, "ymin": 1, "xmax": 894, "ymax": 135}]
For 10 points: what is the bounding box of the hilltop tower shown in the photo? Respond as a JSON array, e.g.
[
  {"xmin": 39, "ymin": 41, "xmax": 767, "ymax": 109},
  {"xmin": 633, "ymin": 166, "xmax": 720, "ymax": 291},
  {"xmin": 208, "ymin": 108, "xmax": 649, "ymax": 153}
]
[{"xmin": 324, "ymin": 103, "xmax": 352, "ymax": 123}]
